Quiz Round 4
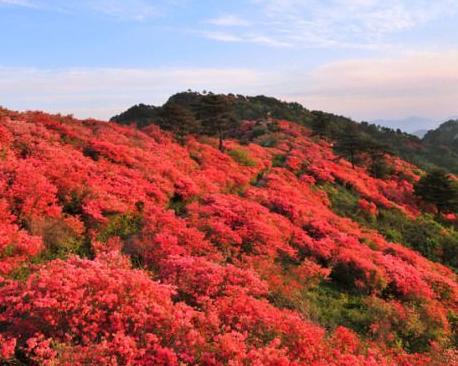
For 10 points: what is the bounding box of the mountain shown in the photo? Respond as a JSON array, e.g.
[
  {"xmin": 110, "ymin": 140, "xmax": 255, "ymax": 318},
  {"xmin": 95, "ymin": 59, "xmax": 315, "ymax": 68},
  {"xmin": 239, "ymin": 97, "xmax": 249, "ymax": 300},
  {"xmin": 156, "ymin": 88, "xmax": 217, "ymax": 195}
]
[
  {"xmin": 111, "ymin": 91, "xmax": 315, "ymax": 127},
  {"xmin": 0, "ymin": 106, "xmax": 457, "ymax": 365},
  {"xmin": 412, "ymin": 129, "xmax": 428, "ymax": 138},
  {"xmin": 112, "ymin": 91, "xmax": 458, "ymax": 174},
  {"xmin": 371, "ymin": 116, "xmax": 437, "ymax": 134},
  {"xmin": 423, "ymin": 119, "xmax": 458, "ymax": 151}
]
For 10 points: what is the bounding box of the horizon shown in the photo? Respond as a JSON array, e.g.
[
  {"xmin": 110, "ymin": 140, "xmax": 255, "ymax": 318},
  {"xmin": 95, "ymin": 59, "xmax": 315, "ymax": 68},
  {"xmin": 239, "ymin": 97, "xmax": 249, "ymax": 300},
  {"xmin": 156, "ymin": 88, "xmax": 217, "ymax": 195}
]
[{"xmin": 1, "ymin": 0, "xmax": 458, "ymax": 130}]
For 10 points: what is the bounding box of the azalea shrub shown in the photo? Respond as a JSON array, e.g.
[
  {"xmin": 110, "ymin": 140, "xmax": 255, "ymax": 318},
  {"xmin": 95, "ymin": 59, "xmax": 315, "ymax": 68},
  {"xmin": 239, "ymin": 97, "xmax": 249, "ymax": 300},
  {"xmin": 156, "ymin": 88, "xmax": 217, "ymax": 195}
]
[{"xmin": 0, "ymin": 110, "xmax": 457, "ymax": 365}]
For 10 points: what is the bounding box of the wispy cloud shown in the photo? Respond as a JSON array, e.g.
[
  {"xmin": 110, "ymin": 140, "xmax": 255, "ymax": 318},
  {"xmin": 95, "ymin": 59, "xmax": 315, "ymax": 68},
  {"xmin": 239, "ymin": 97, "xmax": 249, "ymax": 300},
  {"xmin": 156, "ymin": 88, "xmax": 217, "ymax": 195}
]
[
  {"xmin": 0, "ymin": 67, "xmax": 269, "ymax": 119},
  {"xmin": 203, "ymin": 31, "xmax": 244, "ymax": 43},
  {"xmin": 0, "ymin": 0, "xmax": 36, "ymax": 7},
  {"xmin": 202, "ymin": 0, "xmax": 458, "ymax": 50},
  {"xmin": 85, "ymin": 0, "xmax": 158, "ymax": 21},
  {"xmin": 295, "ymin": 50, "xmax": 458, "ymax": 120},
  {"xmin": 0, "ymin": 0, "xmax": 160, "ymax": 21},
  {"xmin": 207, "ymin": 14, "xmax": 250, "ymax": 27},
  {"xmin": 203, "ymin": 31, "xmax": 291, "ymax": 47},
  {"xmin": 2, "ymin": 50, "xmax": 458, "ymax": 121}
]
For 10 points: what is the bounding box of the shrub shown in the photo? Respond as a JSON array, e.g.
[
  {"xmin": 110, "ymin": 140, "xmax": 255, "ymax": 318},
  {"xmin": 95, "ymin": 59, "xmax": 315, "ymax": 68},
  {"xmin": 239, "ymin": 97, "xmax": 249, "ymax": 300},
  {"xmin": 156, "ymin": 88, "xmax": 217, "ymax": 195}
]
[
  {"xmin": 97, "ymin": 212, "xmax": 143, "ymax": 243},
  {"xmin": 228, "ymin": 149, "xmax": 256, "ymax": 167},
  {"xmin": 271, "ymin": 154, "xmax": 287, "ymax": 167}
]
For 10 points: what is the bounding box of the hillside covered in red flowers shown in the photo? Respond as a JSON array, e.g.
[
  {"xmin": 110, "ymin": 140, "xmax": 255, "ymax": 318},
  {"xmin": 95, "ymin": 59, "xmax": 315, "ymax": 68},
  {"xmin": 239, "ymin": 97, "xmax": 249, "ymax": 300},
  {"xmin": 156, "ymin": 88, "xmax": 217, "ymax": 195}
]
[{"xmin": 0, "ymin": 108, "xmax": 457, "ymax": 365}]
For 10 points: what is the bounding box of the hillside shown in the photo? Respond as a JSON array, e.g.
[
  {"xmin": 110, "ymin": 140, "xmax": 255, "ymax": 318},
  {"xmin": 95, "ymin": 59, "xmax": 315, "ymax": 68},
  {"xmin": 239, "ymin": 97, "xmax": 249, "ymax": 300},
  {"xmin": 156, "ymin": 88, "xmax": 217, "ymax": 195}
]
[
  {"xmin": 112, "ymin": 92, "xmax": 458, "ymax": 174},
  {"xmin": 424, "ymin": 119, "xmax": 458, "ymax": 151},
  {"xmin": 0, "ymin": 107, "xmax": 457, "ymax": 365}
]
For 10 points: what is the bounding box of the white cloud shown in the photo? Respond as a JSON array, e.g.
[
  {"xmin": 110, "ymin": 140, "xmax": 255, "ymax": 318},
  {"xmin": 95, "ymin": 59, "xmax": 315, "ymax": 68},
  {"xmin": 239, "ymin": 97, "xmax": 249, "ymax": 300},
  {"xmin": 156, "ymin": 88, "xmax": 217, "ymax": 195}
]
[
  {"xmin": 294, "ymin": 50, "xmax": 458, "ymax": 120},
  {"xmin": 1, "ymin": 50, "xmax": 458, "ymax": 121},
  {"xmin": 203, "ymin": 0, "xmax": 458, "ymax": 49},
  {"xmin": 207, "ymin": 14, "xmax": 250, "ymax": 27},
  {"xmin": 203, "ymin": 31, "xmax": 291, "ymax": 47},
  {"xmin": 86, "ymin": 0, "xmax": 157, "ymax": 21},
  {"xmin": 0, "ymin": 67, "xmax": 270, "ymax": 119},
  {"xmin": 203, "ymin": 31, "xmax": 244, "ymax": 43},
  {"xmin": 0, "ymin": 0, "xmax": 36, "ymax": 7},
  {"xmin": 0, "ymin": 0, "xmax": 159, "ymax": 20}
]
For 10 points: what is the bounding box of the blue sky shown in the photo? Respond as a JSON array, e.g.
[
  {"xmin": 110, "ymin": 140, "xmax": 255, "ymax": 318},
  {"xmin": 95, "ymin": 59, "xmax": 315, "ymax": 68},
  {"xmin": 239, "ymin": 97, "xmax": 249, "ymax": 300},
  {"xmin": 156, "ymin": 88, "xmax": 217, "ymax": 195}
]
[{"xmin": 1, "ymin": 0, "xmax": 458, "ymax": 128}]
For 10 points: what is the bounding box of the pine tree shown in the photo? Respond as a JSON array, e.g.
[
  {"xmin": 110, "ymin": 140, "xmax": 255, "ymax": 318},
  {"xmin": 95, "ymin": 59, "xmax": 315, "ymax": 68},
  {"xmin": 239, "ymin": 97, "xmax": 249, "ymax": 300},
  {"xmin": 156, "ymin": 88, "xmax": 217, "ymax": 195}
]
[
  {"xmin": 311, "ymin": 111, "xmax": 332, "ymax": 138},
  {"xmin": 333, "ymin": 128, "xmax": 367, "ymax": 168},
  {"xmin": 195, "ymin": 94, "xmax": 239, "ymax": 152},
  {"xmin": 158, "ymin": 103, "xmax": 199, "ymax": 144},
  {"xmin": 366, "ymin": 141, "xmax": 392, "ymax": 178},
  {"xmin": 414, "ymin": 170, "xmax": 458, "ymax": 214}
]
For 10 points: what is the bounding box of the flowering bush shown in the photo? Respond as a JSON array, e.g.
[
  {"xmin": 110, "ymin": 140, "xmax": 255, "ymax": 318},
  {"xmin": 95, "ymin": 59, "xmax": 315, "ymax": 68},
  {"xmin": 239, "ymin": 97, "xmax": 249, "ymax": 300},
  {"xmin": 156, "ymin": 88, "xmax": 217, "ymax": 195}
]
[{"xmin": 0, "ymin": 110, "xmax": 456, "ymax": 364}]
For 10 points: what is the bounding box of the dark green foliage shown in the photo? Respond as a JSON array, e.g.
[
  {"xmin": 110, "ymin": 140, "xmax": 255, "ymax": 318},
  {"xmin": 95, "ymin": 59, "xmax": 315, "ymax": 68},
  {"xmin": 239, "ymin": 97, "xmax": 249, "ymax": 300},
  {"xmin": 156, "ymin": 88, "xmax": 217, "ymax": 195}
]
[
  {"xmin": 195, "ymin": 94, "xmax": 240, "ymax": 152},
  {"xmin": 168, "ymin": 193, "xmax": 188, "ymax": 217},
  {"xmin": 308, "ymin": 112, "xmax": 458, "ymax": 175},
  {"xmin": 414, "ymin": 170, "xmax": 458, "ymax": 214},
  {"xmin": 333, "ymin": 127, "xmax": 368, "ymax": 167},
  {"xmin": 369, "ymin": 154, "xmax": 393, "ymax": 179},
  {"xmin": 111, "ymin": 91, "xmax": 313, "ymax": 138},
  {"xmin": 423, "ymin": 119, "xmax": 458, "ymax": 152},
  {"xmin": 250, "ymin": 125, "xmax": 268, "ymax": 139},
  {"xmin": 157, "ymin": 102, "xmax": 200, "ymax": 144},
  {"xmin": 232, "ymin": 95, "xmax": 314, "ymax": 124},
  {"xmin": 333, "ymin": 125, "xmax": 392, "ymax": 171},
  {"xmin": 82, "ymin": 146, "xmax": 100, "ymax": 161},
  {"xmin": 111, "ymin": 103, "xmax": 162, "ymax": 128},
  {"xmin": 111, "ymin": 91, "xmax": 458, "ymax": 173},
  {"xmin": 272, "ymin": 154, "xmax": 287, "ymax": 167},
  {"xmin": 311, "ymin": 111, "xmax": 333, "ymax": 138}
]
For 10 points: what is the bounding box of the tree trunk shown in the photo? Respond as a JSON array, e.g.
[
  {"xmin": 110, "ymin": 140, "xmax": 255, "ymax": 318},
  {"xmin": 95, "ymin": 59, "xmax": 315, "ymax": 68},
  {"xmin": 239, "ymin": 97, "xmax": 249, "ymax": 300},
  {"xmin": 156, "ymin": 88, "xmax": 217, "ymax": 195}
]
[{"xmin": 218, "ymin": 133, "xmax": 224, "ymax": 152}]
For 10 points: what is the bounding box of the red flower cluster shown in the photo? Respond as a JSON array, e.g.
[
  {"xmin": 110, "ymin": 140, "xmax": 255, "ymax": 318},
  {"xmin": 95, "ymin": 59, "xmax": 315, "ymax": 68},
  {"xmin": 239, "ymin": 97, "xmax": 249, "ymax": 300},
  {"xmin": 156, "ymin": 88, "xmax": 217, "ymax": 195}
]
[{"xmin": 0, "ymin": 110, "xmax": 456, "ymax": 365}]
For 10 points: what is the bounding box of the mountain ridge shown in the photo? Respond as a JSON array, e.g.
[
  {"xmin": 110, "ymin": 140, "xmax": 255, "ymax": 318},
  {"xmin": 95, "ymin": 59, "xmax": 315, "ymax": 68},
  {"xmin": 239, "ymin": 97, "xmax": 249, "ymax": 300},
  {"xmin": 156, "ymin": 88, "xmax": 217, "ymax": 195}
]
[{"xmin": 111, "ymin": 91, "xmax": 458, "ymax": 174}]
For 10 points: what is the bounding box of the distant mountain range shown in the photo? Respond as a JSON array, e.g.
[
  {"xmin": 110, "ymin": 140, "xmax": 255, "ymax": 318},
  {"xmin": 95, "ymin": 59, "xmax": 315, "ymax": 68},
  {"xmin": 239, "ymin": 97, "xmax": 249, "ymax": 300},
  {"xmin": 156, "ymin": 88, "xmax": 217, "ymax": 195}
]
[
  {"xmin": 372, "ymin": 116, "xmax": 458, "ymax": 138},
  {"xmin": 372, "ymin": 116, "xmax": 437, "ymax": 134},
  {"xmin": 411, "ymin": 129, "xmax": 429, "ymax": 139}
]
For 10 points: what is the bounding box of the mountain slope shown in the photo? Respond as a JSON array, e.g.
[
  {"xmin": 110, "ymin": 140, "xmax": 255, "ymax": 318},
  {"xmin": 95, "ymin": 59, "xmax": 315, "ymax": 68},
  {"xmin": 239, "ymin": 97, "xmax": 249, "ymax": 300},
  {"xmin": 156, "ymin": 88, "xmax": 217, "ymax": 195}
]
[
  {"xmin": 0, "ymin": 108, "xmax": 457, "ymax": 365},
  {"xmin": 424, "ymin": 119, "xmax": 458, "ymax": 150},
  {"xmin": 112, "ymin": 91, "xmax": 458, "ymax": 174}
]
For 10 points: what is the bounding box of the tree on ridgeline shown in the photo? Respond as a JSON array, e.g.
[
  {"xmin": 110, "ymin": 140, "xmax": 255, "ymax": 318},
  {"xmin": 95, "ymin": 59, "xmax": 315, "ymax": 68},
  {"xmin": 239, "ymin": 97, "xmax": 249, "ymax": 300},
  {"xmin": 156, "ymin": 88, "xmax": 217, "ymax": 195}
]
[
  {"xmin": 195, "ymin": 94, "xmax": 240, "ymax": 152},
  {"xmin": 311, "ymin": 111, "xmax": 333, "ymax": 138},
  {"xmin": 158, "ymin": 102, "xmax": 200, "ymax": 144},
  {"xmin": 333, "ymin": 127, "xmax": 368, "ymax": 168},
  {"xmin": 414, "ymin": 170, "xmax": 458, "ymax": 214}
]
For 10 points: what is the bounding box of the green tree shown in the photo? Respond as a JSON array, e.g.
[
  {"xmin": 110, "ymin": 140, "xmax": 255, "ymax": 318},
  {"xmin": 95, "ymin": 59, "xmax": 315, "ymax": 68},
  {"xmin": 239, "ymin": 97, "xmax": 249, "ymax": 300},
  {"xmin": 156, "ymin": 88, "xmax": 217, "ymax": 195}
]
[
  {"xmin": 333, "ymin": 127, "xmax": 368, "ymax": 168},
  {"xmin": 366, "ymin": 142, "xmax": 392, "ymax": 179},
  {"xmin": 311, "ymin": 111, "xmax": 333, "ymax": 138},
  {"xmin": 158, "ymin": 102, "xmax": 200, "ymax": 144},
  {"xmin": 195, "ymin": 94, "xmax": 239, "ymax": 152},
  {"xmin": 414, "ymin": 170, "xmax": 458, "ymax": 214}
]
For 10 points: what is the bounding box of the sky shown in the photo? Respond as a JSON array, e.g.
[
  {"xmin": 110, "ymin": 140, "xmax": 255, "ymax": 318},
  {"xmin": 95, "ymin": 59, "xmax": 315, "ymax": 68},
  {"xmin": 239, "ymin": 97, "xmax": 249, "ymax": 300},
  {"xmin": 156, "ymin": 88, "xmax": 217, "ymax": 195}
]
[{"xmin": 1, "ymin": 0, "xmax": 458, "ymax": 129}]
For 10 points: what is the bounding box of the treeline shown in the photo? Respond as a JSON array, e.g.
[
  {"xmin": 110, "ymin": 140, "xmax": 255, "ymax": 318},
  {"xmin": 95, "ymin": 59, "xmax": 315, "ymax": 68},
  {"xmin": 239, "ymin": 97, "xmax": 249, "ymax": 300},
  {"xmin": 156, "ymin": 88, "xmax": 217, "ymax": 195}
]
[
  {"xmin": 111, "ymin": 91, "xmax": 458, "ymax": 173},
  {"xmin": 111, "ymin": 91, "xmax": 315, "ymax": 151}
]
